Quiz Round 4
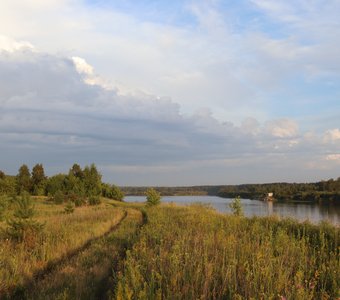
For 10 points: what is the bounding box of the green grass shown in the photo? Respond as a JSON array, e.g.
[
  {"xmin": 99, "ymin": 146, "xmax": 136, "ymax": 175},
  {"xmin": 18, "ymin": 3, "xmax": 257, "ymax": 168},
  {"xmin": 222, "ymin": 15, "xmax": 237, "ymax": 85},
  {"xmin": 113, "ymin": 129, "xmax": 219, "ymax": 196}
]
[
  {"xmin": 114, "ymin": 204, "xmax": 339, "ymax": 300},
  {"xmin": 1, "ymin": 198, "xmax": 338, "ymax": 299}
]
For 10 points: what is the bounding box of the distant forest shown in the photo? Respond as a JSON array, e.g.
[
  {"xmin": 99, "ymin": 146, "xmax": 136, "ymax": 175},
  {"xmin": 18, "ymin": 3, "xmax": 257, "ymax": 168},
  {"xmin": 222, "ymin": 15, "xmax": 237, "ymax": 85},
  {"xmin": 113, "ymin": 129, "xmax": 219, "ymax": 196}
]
[
  {"xmin": 1, "ymin": 165, "xmax": 339, "ymax": 203},
  {"xmin": 122, "ymin": 177, "xmax": 340, "ymax": 203},
  {"xmin": 0, "ymin": 164, "xmax": 124, "ymax": 205}
]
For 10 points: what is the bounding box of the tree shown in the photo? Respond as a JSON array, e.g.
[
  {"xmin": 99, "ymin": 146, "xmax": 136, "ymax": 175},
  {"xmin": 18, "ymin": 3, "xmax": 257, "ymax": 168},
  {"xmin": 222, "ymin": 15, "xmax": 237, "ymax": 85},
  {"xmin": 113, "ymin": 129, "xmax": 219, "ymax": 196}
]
[
  {"xmin": 83, "ymin": 164, "xmax": 102, "ymax": 197},
  {"xmin": 0, "ymin": 173, "xmax": 16, "ymax": 196},
  {"xmin": 229, "ymin": 196, "xmax": 243, "ymax": 216},
  {"xmin": 6, "ymin": 192, "xmax": 44, "ymax": 243},
  {"xmin": 16, "ymin": 164, "xmax": 31, "ymax": 195},
  {"xmin": 45, "ymin": 174, "xmax": 67, "ymax": 196},
  {"xmin": 69, "ymin": 163, "xmax": 84, "ymax": 179},
  {"xmin": 31, "ymin": 163, "xmax": 46, "ymax": 195},
  {"xmin": 102, "ymin": 183, "xmax": 124, "ymax": 201},
  {"xmin": 145, "ymin": 188, "xmax": 161, "ymax": 207}
]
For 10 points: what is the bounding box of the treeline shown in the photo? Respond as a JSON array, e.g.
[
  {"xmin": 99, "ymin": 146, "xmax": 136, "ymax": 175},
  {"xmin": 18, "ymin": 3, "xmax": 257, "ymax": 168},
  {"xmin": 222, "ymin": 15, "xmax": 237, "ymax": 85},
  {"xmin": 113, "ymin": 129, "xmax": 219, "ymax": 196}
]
[
  {"xmin": 121, "ymin": 185, "xmax": 222, "ymax": 196},
  {"xmin": 0, "ymin": 163, "xmax": 124, "ymax": 205},
  {"xmin": 218, "ymin": 178, "xmax": 340, "ymax": 203},
  {"xmin": 122, "ymin": 178, "xmax": 340, "ymax": 203}
]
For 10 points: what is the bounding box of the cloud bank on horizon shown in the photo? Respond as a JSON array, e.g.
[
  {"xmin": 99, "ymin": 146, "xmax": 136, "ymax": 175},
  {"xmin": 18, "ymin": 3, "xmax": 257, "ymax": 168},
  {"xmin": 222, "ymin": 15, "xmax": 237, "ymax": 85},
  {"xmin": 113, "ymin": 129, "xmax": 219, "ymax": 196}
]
[{"xmin": 0, "ymin": 0, "xmax": 339, "ymax": 185}]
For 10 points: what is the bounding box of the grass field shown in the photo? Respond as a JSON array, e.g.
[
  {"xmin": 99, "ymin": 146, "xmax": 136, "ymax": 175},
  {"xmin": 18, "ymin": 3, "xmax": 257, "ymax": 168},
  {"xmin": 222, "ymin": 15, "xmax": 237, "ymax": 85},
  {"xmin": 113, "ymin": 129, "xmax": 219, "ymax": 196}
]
[
  {"xmin": 0, "ymin": 197, "xmax": 339, "ymax": 299},
  {"xmin": 115, "ymin": 204, "xmax": 339, "ymax": 300}
]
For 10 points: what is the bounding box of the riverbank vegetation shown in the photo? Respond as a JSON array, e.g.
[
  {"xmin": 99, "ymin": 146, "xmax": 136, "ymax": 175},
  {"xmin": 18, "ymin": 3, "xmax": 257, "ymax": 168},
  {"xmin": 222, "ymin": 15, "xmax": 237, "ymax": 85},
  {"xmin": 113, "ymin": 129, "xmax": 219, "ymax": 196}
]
[
  {"xmin": 122, "ymin": 178, "xmax": 340, "ymax": 204},
  {"xmin": 0, "ymin": 197, "xmax": 338, "ymax": 299},
  {"xmin": 115, "ymin": 205, "xmax": 339, "ymax": 299},
  {"xmin": 0, "ymin": 164, "xmax": 339, "ymax": 298}
]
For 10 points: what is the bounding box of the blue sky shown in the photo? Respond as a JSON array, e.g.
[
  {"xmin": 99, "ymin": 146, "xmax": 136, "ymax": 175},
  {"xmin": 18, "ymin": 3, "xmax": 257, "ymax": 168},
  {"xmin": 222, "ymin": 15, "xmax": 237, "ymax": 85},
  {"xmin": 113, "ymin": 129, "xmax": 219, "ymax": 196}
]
[{"xmin": 0, "ymin": 0, "xmax": 339, "ymax": 185}]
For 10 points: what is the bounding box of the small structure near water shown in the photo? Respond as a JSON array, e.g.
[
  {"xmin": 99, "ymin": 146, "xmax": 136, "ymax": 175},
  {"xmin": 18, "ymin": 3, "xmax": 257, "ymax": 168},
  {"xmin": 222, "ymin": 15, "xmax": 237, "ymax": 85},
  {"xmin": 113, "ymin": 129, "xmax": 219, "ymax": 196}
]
[{"xmin": 264, "ymin": 192, "xmax": 274, "ymax": 202}]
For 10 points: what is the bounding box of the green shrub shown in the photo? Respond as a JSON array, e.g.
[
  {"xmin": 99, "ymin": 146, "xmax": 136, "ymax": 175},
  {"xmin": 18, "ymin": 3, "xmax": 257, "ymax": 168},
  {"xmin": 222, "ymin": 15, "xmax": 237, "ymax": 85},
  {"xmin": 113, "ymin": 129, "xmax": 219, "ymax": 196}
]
[
  {"xmin": 88, "ymin": 195, "xmax": 101, "ymax": 206},
  {"xmin": 6, "ymin": 192, "xmax": 44, "ymax": 244},
  {"xmin": 145, "ymin": 188, "xmax": 161, "ymax": 207},
  {"xmin": 229, "ymin": 196, "xmax": 243, "ymax": 216},
  {"xmin": 64, "ymin": 202, "xmax": 75, "ymax": 214},
  {"xmin": 53, "ymin": 190, "xmax": 65, "ymax": 204},
  {"xmin": 0, "ymin": 195, "xmax": 10, "ymax": 221}
]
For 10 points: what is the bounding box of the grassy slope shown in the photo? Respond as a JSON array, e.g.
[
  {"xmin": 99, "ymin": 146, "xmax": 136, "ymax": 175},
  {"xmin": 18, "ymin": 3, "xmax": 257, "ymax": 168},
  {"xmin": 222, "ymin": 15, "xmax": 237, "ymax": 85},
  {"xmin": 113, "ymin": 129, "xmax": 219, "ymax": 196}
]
[
  {"xmin": 0, "ymin": 198, "xmax": 131, "ymax": 297},
  {"xmin": 1, "ymin": 198, "xmax": 339, "ymax": 299},
  {"xmin": 115, "ymin": 204, "xmax": 339, "ymax": 300}
]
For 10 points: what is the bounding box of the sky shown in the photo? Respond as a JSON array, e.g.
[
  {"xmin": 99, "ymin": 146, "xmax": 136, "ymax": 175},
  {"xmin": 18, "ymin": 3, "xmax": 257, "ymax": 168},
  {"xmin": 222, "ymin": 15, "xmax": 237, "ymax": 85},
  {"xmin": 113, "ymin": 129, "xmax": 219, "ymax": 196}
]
[{"xmin": 0, "ymin": 0, "xmax": 339, "ymax": 186}]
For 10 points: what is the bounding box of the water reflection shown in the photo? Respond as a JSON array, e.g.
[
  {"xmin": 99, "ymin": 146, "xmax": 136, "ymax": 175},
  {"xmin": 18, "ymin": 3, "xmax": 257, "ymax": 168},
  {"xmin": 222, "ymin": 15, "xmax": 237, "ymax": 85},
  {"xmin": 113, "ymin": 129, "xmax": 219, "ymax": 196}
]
[{"xmin": 124, "ymin": 195, "xmax": 340, "ymax": 225}]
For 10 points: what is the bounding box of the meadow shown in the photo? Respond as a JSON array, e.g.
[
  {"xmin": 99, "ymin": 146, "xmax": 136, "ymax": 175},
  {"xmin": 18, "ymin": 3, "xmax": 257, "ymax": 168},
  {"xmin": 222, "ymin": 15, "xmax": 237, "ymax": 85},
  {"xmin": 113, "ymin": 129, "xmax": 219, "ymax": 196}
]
[
  {"xmin": 0, "ymin": 196, "xmax": 339, "ymax": 299},
  {"xmin": 115, "ymin": 204, "xmax": 339, "ymax": 300}
]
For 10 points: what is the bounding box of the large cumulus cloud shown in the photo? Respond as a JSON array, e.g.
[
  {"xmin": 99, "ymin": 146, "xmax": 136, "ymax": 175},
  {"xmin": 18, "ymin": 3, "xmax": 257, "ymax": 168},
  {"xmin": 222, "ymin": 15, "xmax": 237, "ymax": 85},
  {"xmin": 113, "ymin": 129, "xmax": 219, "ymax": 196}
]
[{"xmin": 0, "ymin": 39, "xmax": 339, "ymax": 185}]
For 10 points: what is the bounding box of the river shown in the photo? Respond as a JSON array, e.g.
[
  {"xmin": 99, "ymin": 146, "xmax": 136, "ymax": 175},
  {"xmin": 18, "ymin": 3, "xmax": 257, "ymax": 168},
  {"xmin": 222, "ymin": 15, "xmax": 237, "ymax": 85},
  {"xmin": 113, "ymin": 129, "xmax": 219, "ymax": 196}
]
[{"xmin": 124, "ymin": 195, "xmax": 340, "ymax": 225}]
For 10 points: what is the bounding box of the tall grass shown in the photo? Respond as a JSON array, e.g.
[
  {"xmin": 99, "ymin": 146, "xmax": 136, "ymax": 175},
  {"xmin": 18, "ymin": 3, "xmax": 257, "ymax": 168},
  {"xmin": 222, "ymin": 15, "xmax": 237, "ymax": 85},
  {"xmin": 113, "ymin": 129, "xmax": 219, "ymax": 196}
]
[
  {"xmin": 0, "ymin": 198, "xmax": 125, "ymax": 296},
  {"xmin": 25, "ymin": 208, "xmax": 144, "ymax": 300},
  {"xmin": 115, "ymin": 204, "xmax": 339, "ymax": 299}
]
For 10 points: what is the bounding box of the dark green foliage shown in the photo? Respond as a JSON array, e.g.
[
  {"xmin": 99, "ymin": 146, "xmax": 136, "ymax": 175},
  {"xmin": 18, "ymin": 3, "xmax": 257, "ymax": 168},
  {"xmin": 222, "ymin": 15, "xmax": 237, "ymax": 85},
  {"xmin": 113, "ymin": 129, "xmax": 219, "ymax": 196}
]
[
  {"xmin": 69, "ymin": 163, "xmax": 84, "ymax": 179},
  {"xmin": 31, "ymin": 163, "xmax": 46, "ymax": 196},
  {"xmin": 65, "ymin": 173, "xmax": 85, "ymax": 196},
  {"xmin": 88, "ymin": 195, "xmax": 101, "ymax": 205},
  {"xmin": 16, "ymin": 164, "xmax": 31, "ymax": 195},
  {"xmin": 145, "ymin": 188, "xmax": 161, "ymax": 207},
  {"xmin": 102, "ymin": 183, "xmax": 124, "ymax": 201},
  {"xmin": 0, "ymin": 195, "xmax": 10, "ymax": 221},
  {"xmin": 6, "ymin": 192, "xmax": 44, "ymax": 242},
  {"xmin": 64, "ymin": 202, "xmax": 75, "ymax": 214},
  {"xmin": 218, "ymin": 177, "xmax": 340, "ymax": 202},
  {"xmin": 53, "ymin": 190, "xmax": 65, "ymax": 204},
  {"xmin": 0, "ymin": 172, "xmax": 16, "ymax": 196},
  {"xmin": 45, "ymin": 174, "xmax": 67, "ymax": 196},
  {"xmin": 66, "ymin": 193, "xmax": 87, "ymax": 207},
  {"xmin": 83, "ymin": 164, "xmax": 102, "ymax": 197}
]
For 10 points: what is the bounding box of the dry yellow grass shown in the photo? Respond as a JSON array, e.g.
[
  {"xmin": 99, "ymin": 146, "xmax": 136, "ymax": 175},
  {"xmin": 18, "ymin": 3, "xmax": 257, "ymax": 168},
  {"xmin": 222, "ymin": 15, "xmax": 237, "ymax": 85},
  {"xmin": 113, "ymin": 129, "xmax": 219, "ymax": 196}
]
[{"xmin": 0, "ymin": 197, "xmax": 125, "ymax": 295}]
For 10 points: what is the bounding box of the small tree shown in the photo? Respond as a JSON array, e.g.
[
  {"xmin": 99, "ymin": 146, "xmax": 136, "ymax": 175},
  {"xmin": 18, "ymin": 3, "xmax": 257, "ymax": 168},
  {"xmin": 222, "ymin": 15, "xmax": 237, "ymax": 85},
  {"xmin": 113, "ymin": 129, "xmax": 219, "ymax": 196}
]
[
  {"xmin": 6, "ymin": 192, "xmax": 44, "ymax": 244},
  {"xmin": 229, "ymin": 196, "xmax": 243, "ymax": 216},
  {"xmin": 145, "ymin": 188, "xmax": 161, "ymax": 207}
]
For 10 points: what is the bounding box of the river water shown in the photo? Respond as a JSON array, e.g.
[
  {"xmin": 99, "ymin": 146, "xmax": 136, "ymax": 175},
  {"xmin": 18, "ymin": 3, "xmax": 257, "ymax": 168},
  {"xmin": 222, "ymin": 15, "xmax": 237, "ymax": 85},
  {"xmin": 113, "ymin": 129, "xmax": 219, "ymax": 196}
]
[{"xmin": 124, "ymin": 195, "xmax": 340, "ymax": 225}]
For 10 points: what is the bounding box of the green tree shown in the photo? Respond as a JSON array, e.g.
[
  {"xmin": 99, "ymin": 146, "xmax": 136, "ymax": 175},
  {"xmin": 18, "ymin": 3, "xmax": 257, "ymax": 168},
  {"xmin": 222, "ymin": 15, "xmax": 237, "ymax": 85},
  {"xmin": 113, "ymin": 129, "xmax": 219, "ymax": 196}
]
[
  {"xmin": 6, "ymin": 192, "xmax": 44, "ymax": 242},
  {"xmin": 83, "ymin": 164, "xmax": 102, "ymax": 197},
  {"xmin": 16, "ymin": 164, "xmax": 31, "ymax": 195},
  {"xmin": 69, "ymin": 163, "xmax": 84, "ymax": 179},
  {"xmin": 31, "ymin": 163, "xmax": 47, "ymax": 195},
  {"xmin": 229, "ymin": 196, "xmax": 243, "ymax": 216},
  {"xmin": 45, "ymin": 174, "xmax": 67, "ymax": 196},
  {"xmin": 145, "ymin": 188, "xmax": 161, "ymax": 207},
  {"xmin": 102, "ymin": 183, "xmax": 124, "ymax": 201},
  {"xmin": 0, "ymin": 172, "xmax": 16, "ymax": 196}
]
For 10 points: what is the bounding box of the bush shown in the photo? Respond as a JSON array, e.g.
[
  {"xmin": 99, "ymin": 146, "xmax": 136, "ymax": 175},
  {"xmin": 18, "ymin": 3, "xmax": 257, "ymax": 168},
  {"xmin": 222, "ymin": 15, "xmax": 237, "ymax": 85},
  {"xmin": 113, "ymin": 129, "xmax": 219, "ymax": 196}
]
[
  {"xmin": 229, "ymin": 196, "xmax": 243, "ymax": 216},
  {"xmin": 0, "ymin": 195, "xmax": 10, "ymax": 221},
  {"xmin": 66, "ymin": 193, "xmax": 86, "ymax": 207},
  {"xmin": 53, "ymin": 190, "xmax": 65, "ymax": 204},
  {"xmin": 64, "ymin": 202, "xmax": 75, "ymax": 214},
  {"xmin": 145, "ymin": 188, "xmax": 161, "ymax": 207},
  {"xmin": 88, "ymin": 196, "xmax": 101, "ymax": 206}
]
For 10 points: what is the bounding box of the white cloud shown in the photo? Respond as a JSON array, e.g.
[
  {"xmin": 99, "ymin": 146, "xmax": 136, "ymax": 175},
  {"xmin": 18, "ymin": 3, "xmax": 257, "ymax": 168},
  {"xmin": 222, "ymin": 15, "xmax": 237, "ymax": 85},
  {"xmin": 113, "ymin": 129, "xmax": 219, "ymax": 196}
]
[
  {"xmin": 265, "ymin": 119, "xmax": 298, "ymax": 138},
  {"xmin": 324, "ymin": 128, "xmax": 340, "ymax": 143},
  {"xmin": 326, "ymin": 154, "xmax": 340, "ymax": 162},
  {"xmin": 0, "ymin": 35, "xmax": 34, "ymax": 52}
]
